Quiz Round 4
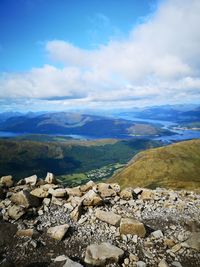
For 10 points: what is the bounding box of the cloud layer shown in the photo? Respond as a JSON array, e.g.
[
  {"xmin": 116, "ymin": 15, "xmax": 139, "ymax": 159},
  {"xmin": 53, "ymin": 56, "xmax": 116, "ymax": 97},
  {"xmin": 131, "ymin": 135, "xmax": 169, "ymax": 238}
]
[{"xmin": 1, "ymin": 0, "xmax": 200, "ymax": 110}]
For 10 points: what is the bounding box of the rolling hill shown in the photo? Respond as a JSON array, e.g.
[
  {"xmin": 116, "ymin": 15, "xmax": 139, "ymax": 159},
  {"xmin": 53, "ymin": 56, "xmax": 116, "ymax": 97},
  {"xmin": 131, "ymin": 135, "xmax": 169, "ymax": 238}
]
[
  {"xmin": 110, "ymin": 139, "xmax": 200, "ymax": 190},
  {"xmin": 0, "ymin": 112, "xmax": 171, "ymax": 138}
]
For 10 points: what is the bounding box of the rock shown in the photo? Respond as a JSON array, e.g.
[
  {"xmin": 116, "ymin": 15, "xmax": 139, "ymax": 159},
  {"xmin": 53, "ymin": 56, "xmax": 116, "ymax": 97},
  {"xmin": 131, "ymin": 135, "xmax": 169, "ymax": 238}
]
[
  {"xmin": 24, "ymin": 175, "xmax": 37, "ymax": 186},
  {"xmin": 170, "ymin": 225, "xmax": 177, "ymax": 231},
  {"xmin": 124, "ymin": 258, "xmax": 129, "ymax": 265},
  {"xmin": 66, "ymin": 187, "xmax": 82, "ymax": 197},
  {"xmin": 171, "ymin": 243, "xmax": 182, "ymax": 253},
  {"xmin": 70, "ymin": 196, "xmax": 82, "ymax": 207},
  {"xmin": 78, "ymin": 216, "xmax": 87, "ymax": 224},
  {"xmin": 10, "ymin": 184, "xmax": 29, "ymax": 192},
  {"xmin": 99, "ymin": 188, "xmax": 116, "ymax": 198},
  {"xmin": 16, "ymin": 228, "xmax": 39, "ymax": 238},
  {"xmin": 136, "ymin": 261, "xmax": 146, "ymax": 267},
  {"xmin": 70, "ymin": 204, "xmax": 83, "ymax": 222},
  {"xmin": 133, "ymin": 188, "xmax": 143, "ymax": 195},
  {"xmin": 142, "ymin": 249, "xmax": 153, "ymax": 259},
  {"xmin": 49, "ymin": 188, "xmax": 67, "ymax": 197},
  {"xmin": 7, "ymin": 205, "xmax": 26, "ymax": 220},
  {"xmin": 129, "ymin": 253, "xmax": 139, "ymax": 262},
  {"xmin": 84, "ymin": 242, "xmax": 124, "ymax": 266},
  {"xmin": 185, "ymin": 232, "xmax": 200, "ymax": 251},
  {"xmin": 0, "ymin": 175, "xmax": 13, "ymax": 188},
  {"xmin": 36, "ymin": 178, "xmax": 46, "ymax": 186},
  {"xmin": 122, "ymin": 234, "xmax": 127, "ymax": 242},
  {"xmin": 140, "ymin": 190, "xmax": 154, "ymax": 200},
  {"xmin": 95, "ymin": 209, "xmax": 121, "ymax": 226},
  {"xmin": 30, "ymin": 187, "xmax": 49, "ymax": 198},
  {"xmin": 51, "ymin": 196, "xmax": 63, "ymax": 206},
  {"xmin": 169, "ymin": 192, "xmax": 178, "ymax": 201},
  {"xmin": 30, "ymin": 240, "xmax": 37, "ymax": 248},
  {"xmin": 52, "ymin": 255, "xmax": 83, "ymax": 267},
  {"xmin": 119, "ymin": 199, "xmax": 127, "ymax": 205},
  {"xmin": 43, "ymin": 197, "xmax": 51, "ymax": 206},
  {"xmin": 38, "ymin": 209, "xmax": 43, "ymax": 215},
  {"xmin": 96, "ymin": 183, "xmax": 116, "ymax": 198},
  {"xmin": 82, "ymin": 190, "xmax": 102, "ymax": 206},
  {"xmin": 144, "ymin": 241, "xmax": 153, "ymax": 248},
  {"xmin": 47, "ymin": 224, "xmax": 69, "ymax": 241},
  {"xmin": 0, "ymin": 177, "xmax": 200, "ymax": 267},
  {"xmin": 177, "ymin": 232, "xmax": 188, "ymax": 242},
  {"xmin": 64, "ymin": 203, "xmax": 73, "ymax": 211},
  {"xmin": 158, "ymin": 259, "xmax": 169, "ymax": 267},
  {"xmin": 53, "ymin": 255, "xmax": 83, "ymax": 267},
  {"xmin": 96, "ymin": 182, "xmax": 109, "ymax": 192},
  {"xmin": 120, "ymin": 218, "xmax": 146, "ymax": 237},
  {"xmin": 132, "ymin": 235, "xmax": 138, "ymax": 243},
  {"xmin": 171, "ymin": 262, "xmax": 183, "ymax": 267},
  {"xmin": 40, "ymin": 184, "xmax": 57, "ymax": 190},
  {"xmin": 120, "ymin": 188, "xmax": 133, "ymax": 200},
  {"xmin": 16, "ymin": 179, "xmax": 26, "ymax": 186},
  {"xmin": 10, "ymin": 190, "xmax": 41, "ymax": 208},
  {"xmin": 151, "ymin": 230, "xmax": 163, "ymax": 239},
  {"xmin": 54, "ymin": 255, "xmax": 68, "ymax": 262},
  {"xmin": 110, "ymin": 183, "xmax": 121, "ymax": 193},
  {"xmin": 164, "ymin": 238, "xmax": 176, "ymax": 248},
  {"xmin": 80, "ymin": 180, "xmax": 95, "ymax": 193},
  {"xmin": 45, "ymin": 172, "xmax": 56, "ymax": 184}
]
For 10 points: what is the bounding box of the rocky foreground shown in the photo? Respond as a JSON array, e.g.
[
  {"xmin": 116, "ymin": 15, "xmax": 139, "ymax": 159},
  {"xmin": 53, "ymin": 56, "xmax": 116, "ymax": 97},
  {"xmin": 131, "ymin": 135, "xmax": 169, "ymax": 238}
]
[{"xmin": 0, "ymin": 174, "xmax": 200, "ymax": 267}]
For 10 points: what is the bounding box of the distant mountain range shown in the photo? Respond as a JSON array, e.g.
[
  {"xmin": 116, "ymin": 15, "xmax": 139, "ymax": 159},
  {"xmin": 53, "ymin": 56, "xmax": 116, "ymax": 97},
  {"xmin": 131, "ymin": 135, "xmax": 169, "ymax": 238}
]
[
  {"xmin": 0, "ymin": 112, "xmax": 22, "ymax": 122},
  {"xmin": 0, "ymin": 104, "xmax": 199, "ymax": 138},
  {"xmin": 110, "ymin": 139, "xmax": 200, "ymax": 191},
  {"xmin": 117, "ymin": 105, "xmax": 200, "ymax": 123},
  {"xmin": 0, "ymin": 112, "xmax": 171, "ymax": 138}
]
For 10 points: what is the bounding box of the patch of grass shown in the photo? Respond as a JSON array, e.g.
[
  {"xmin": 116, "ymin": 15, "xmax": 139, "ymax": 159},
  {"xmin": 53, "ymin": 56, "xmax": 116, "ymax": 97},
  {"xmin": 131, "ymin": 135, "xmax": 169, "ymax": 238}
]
[{"xmin": 59, "ymin": 173, "xmax": 87, "ymax": 186}]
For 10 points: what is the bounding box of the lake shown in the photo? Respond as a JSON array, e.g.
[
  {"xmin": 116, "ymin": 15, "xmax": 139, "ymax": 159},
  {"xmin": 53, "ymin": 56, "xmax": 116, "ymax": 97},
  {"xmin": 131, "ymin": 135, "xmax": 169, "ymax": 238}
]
[
  {"xmin": 0, "ymin": 117, "xmax": 200, "ymax": 143},
  {"xmin": 116, "ymin": 115, "xmax": 200, "ymax": 142}
]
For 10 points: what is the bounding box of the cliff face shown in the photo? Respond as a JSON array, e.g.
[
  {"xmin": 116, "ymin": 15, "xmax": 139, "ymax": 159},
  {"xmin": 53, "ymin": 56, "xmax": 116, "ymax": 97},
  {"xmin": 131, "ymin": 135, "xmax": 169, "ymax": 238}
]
[
  {"xmin": 0, "ymin": 174, "xmax": 200, "ymax": 267},
  {"xmin": 110, "ymin": 139, "xmax": 200, "ymax": 190}
]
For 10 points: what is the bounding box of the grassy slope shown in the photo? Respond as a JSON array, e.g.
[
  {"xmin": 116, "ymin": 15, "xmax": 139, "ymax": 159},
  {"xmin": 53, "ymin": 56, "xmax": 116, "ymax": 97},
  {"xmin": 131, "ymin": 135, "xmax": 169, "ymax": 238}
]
[
  {"xmin": 0, "ymin": 138, "xmax": 161, "ymax": 180},
  {"xmin": 110, "ymin": 139, "xmax": 200, "ymax": 190}
]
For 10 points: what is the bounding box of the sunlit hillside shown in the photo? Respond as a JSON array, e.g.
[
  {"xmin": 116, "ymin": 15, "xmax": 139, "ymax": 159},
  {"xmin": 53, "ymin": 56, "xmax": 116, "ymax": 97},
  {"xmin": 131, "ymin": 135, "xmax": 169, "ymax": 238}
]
[{"xmin": 110, "ymin": 139, "xmax": 200, "ymax": 191}]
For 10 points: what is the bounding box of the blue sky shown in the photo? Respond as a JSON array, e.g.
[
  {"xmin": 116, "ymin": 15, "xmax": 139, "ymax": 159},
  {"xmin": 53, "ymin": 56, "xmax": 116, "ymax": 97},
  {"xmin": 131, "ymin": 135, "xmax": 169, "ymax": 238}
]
[
  {"xmin": 0, "ymin": 0, "xmax": 200, "ymax": 112},
  {"xmin": 0, "ymin": 0, "xmax": 155, "ymax": 71}
]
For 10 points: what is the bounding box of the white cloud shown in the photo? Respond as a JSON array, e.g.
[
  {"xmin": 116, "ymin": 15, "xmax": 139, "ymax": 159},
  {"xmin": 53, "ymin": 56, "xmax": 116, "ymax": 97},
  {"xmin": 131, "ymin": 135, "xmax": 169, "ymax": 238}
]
[{"xmin": 0, "ymin": 0, "xmax": 200, "ymax": 109}]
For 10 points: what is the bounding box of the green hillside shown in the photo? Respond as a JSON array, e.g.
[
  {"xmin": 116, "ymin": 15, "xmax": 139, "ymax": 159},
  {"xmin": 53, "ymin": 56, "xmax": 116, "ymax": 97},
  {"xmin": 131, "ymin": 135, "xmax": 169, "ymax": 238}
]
[
  {"xmin": 110, "ymin": 139, "xmax": 200, "ymax": 191},
  {"xmin": 0, "ymin": 138, "xmax": 161, "ymax": 182}
]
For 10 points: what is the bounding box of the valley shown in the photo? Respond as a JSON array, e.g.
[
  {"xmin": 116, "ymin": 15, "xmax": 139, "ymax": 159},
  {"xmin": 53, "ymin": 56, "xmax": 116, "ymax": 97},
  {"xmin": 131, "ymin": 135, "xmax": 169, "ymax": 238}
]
[
  {"xmin": 59, "ymin": 163, "xmax": 125, "ymax": 187},
  {"xmin": 0, "ymin": 138, "xmax": 161, "ymax": 184},
  {"xmin": 0, "ymin": 107, "xmax": 199, "ymax": 188}
]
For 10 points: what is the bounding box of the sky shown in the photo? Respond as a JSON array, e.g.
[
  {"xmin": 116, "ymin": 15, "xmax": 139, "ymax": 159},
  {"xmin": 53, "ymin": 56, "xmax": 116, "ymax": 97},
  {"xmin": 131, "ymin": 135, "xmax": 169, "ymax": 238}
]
[{"xmin": 0, "ymin": 0, "xmax": 200, "ymax": 112}]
